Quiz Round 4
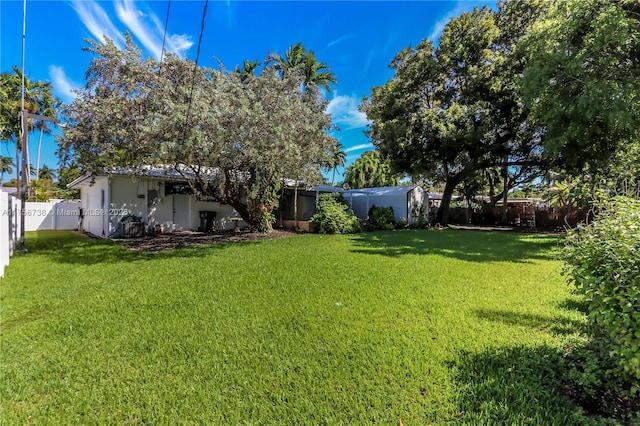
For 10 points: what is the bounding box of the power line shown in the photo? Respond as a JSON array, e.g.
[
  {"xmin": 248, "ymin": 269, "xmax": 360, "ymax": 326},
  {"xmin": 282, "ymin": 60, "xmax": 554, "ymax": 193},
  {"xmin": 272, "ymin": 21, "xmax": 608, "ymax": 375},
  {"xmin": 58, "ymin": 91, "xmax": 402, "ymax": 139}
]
[
  {"xmin": 159, "ymin": 0, "xmax": 171, "ymax": 67},
  {"xmin": 182, "ymin": 0, "xmax": 209, "ymax": 144}
]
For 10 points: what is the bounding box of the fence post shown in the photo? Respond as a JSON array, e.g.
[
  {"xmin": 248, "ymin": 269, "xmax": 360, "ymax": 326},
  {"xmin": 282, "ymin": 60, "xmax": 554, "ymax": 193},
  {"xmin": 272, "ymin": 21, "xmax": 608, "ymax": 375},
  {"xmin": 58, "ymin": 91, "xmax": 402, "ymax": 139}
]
[{"xmin": 1, "ymin": 192, "xmax": 10, "ymax": 277}]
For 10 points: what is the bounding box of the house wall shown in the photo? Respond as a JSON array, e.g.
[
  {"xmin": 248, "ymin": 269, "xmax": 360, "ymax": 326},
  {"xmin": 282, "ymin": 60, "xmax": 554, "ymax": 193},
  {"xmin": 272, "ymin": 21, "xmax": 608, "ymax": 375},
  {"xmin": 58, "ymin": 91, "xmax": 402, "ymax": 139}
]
[
  {"xmin": 147, "ymin": 186, "xmax": 175, "ymax": 233},
  {"xmin": 79, "ymin": 176, "xmax": 109, "ymax": 237},
  {"xmin": 190, "ymin": 199, "xmax": 246, "ymax": 231},
  {"xmin": 109, "ymin": 176, "xmax": 150, "ymax": 235},
  {"xmin": 76, "ymin": 175, "xmax": 249, "ymax": 236},
  {"xmin": 105, "ymin": 176, "xmax": 247, "ymax": 234}
]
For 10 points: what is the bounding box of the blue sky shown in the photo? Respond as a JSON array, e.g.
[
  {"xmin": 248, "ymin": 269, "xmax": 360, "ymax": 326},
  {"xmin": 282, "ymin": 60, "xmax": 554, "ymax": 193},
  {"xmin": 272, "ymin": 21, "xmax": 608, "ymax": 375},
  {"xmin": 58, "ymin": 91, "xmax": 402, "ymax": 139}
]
[{"xmin": 1, "ymin": 0, "xmax": 491, "ymax": 182}]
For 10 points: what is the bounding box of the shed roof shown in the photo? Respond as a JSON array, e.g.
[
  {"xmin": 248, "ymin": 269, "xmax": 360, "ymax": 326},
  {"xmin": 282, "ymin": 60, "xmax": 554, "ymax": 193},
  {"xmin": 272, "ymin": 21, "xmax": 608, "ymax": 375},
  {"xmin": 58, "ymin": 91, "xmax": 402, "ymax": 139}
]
[
  {"xmin": 343, "ymin": 185, "xmax": 420, "ymax": 197},
  {"xmin": 281, "ymin": 178, "xmax": 343, "ymax": 193}
]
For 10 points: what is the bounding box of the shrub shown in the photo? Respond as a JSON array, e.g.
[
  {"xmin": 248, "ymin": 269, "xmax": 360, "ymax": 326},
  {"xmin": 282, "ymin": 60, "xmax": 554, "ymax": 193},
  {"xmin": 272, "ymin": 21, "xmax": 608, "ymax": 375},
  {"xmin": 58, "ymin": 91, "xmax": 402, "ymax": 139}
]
[
  {"xmin": 396, "ymin": 217, "xmax": 408, "ymax": 229},
  {"xmin": 310, "ymin": 193, "xmax": 360, "ymax": 234},
  {"xmin": 368, "ymin": 205, "xmax": 395, "ymax": 230},
  {"xmin": 563, "ymin": 195, "xmax": 640, "ymax": 392}
]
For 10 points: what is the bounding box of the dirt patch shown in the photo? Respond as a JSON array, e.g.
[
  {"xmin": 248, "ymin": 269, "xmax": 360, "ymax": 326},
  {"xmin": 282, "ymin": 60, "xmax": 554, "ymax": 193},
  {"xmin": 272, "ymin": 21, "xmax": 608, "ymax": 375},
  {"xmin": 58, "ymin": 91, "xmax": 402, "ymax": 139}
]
[{"xmin": 116, "ymin": 229, "xmax": 296, "ymax": 252}]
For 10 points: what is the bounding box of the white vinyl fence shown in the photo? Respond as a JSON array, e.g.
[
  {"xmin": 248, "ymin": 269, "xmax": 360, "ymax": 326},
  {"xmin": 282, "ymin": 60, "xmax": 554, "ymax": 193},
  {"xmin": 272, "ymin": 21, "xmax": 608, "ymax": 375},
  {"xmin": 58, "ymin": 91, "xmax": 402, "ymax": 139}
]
[{"xmin": 1, "ymin": 195, "xmax": 80, "ymax": 277}]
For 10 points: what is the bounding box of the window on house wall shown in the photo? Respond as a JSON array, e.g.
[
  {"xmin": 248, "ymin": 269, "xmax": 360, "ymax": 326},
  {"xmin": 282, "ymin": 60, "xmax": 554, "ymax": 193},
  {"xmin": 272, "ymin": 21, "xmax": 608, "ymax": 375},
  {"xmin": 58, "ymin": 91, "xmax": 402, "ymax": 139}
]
[{"xmin": 165, "ymin": 182, "xmax": 194, "ymax": 195}]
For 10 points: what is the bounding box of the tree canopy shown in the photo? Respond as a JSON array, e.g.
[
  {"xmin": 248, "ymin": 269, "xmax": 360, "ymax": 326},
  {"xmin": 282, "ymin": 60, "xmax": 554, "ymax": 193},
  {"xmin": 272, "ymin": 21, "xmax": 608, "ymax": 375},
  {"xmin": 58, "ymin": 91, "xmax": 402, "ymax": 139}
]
[
  {"xmin": 522, "ymin": 0, "xmax": 640, "ymax": 175},
  {"xmin": 61, "ymin": 36, "xmax": 338, "ymax": 231},
  {"xmin": 361, "ymin": 4, "xmax": 547, "ymax": 224}
]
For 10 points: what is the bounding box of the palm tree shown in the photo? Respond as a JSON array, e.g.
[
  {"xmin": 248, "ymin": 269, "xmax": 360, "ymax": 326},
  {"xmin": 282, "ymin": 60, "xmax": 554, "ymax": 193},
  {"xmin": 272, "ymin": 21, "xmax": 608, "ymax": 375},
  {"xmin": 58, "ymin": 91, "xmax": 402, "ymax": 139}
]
[
  {"xmin": 234, "ymin": 59, "xmax": 261, "ymax": 82},
  {"xmin": 0, "ymin": 156, "xmax": 13, "ymax": 186},
  {"xmin": 1, "ymin": 67, "xmax": 58, "ymax": 203},
  {"xmin": 266, "ymin": 42, "xmax": 336, "ymax": 95},
  {"xmin": 266, "ymin": 42, "xmax": 306, "ymax": 77},
  {"xmin": 34, "ymin": 90, "xmax": 58, "ymax": 180},
  {"xmin": 302, "ymin": 50, "xmax": 337, "ymax": 94},
  {"xmin": 37, "ymin": 164, "xmax": 56, "ymax": 181},
  {"xmin": 25, "ymin": 163, "xmax": 36, "ymax": 177},
  {"xmin": 330, "ymin": 142, "xmax": 346, "ymax": 186},
  {"xmin": 1, "ymin": 66, "xmax": 56, "ymax": 145},
  {"xmin": 344, "ymin": 151, "xmax": 399, "ymax": 189}
]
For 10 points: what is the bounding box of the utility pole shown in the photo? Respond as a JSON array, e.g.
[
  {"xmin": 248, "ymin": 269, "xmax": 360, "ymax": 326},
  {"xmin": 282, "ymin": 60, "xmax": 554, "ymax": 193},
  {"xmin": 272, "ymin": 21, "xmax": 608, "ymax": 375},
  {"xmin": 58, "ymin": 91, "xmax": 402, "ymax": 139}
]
[
  {"xmin": 18, "ymin": 0, "xmax": 58, "ymax": 253},
  {"xmin": 19, "ymin": 0, "xmax": 27, "ymax": 253},
  {"xmin": 18, "ymin": 111, "xmax": 57, "ymax": 253}
]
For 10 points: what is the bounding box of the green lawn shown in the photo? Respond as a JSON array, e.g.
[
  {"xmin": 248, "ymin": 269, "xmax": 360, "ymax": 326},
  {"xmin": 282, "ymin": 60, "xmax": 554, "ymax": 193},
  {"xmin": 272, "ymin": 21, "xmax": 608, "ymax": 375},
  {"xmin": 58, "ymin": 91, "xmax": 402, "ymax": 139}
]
[{"xmin": 1, "ymin": 230, "xmax": 595, "ymax": 424}]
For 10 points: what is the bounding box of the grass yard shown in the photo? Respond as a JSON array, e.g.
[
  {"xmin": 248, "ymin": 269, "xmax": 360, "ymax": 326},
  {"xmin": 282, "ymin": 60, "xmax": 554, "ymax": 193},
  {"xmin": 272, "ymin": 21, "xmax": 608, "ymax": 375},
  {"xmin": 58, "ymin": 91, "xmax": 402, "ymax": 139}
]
[{"xmin": 1, "ymin": 230, "xmax": 596, "ymax": 424}]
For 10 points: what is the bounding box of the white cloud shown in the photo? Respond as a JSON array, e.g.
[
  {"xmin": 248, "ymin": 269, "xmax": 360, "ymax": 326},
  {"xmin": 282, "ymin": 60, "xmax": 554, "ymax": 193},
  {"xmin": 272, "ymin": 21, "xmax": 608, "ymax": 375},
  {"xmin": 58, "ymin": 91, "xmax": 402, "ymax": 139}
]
[
  {"xmin": 71, "ymin": 0, "xmax": 125, "ymax": 48},
  {"xmin": 364, "ymin": 49, "xmax": 374, "ymax": 72},
  {"xmin": 345, "ymin": 143, "xmax": 374, "ymax": 153},
  {"xmin": 49, "ymin": 65, "xmax": 81, "ymax": 103},
  {"xmin": 327, "ymin": 93, "xmax": 370, "ymax": 130},
  {"xmin": 327, "ymin": 35, "xmax": 352, "ymax": 48},
  {"xmin": 72, "ymin": 0, "xmax": 192, "ymax": 60},
  {"xmin": 167, "ymin": 34, "xmax": 194, "ymax": 58},
  {"xmin": 428, "ymin": 1, "xmax": 485, "ymax": 43},
  {"xmin": 115, "ymin": 0, "xmax": 164, "ymax": 59},
  {"xmin": 148, "ymin": 14, "xmax": 193, "ymax": 59}
]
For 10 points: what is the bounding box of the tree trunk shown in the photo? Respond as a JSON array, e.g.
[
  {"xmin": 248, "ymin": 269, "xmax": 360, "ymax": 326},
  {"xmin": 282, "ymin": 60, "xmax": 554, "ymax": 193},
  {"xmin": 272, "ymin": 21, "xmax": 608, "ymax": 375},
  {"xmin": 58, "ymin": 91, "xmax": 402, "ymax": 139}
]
[
  {"xmin": 221, "ymin": 169, "xmax": 278, "ymax": 233},
  {"xmin": 500, "ymin": 165, "xmax": 509, "ymax": 225},
  {"xmin": 436, "ymin": 177, "xmax": 459, "ymax": 226}
]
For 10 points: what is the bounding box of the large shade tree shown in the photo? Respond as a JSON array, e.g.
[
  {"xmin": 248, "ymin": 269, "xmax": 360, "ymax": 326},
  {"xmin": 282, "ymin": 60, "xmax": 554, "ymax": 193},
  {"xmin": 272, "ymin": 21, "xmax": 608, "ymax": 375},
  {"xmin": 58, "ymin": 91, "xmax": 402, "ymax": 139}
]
[
  {"xmin": 61, "ymin": 36, "xmax": 338, "ymax": 232},
  {"xmin": 361, "ymin": 4, "xmax": 548, "ymax": 225},
  {"xmin": 522, "ymin": 0, "xmax": 640, "ymax": 176}
]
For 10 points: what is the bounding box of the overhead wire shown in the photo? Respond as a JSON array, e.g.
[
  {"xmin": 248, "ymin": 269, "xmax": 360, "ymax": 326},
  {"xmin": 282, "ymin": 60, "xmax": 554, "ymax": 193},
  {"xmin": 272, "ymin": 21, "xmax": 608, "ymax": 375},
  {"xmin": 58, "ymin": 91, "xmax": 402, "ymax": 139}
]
[
  {"xmin": 182, "ymin": 0, "xmax": 209, "ymax": 144},
  {"xmin": 158, "ymin": 0, "xmax": 171, "ymax": 69}
]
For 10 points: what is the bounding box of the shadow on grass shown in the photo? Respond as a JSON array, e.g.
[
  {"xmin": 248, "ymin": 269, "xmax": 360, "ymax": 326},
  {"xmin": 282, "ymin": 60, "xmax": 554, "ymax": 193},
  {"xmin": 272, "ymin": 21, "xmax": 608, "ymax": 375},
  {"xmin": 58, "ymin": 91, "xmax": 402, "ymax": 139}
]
[
  {"xmin": 557, "ymin": 298, "xmax": 590, "ymax": 314},
  {"xmin": 349, "ymin": 229, "xmax": 561, "ymax": 263},
  {"xmin": 474, "ymin": 308, "xmax": 586, "ymax": 336},
  {"xmin": 19, "ymin": 231, "xmax": 229, "ymax": 266},
  {"xmin": 450, "ymin": 345, "xmax": 589, "ymax": 425}
]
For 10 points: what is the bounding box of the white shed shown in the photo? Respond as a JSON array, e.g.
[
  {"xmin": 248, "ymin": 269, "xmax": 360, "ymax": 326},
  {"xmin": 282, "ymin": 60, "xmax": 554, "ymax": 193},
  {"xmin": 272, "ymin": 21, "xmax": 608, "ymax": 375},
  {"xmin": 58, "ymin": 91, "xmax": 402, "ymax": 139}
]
[{"xmin": 342, "ymin": 185, "xmax": 431, "ymax": 225}]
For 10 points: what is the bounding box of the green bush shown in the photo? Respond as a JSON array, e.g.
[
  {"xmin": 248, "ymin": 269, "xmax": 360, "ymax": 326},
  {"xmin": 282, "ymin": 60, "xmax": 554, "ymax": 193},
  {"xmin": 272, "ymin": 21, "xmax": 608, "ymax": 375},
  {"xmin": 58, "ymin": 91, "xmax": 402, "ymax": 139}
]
[
  {"xmin": 310, "ymin": 193, "xmax": 360, "ymax": 234},
  {"xmin": 563, "ymin": 196, "xmax": 640, "ymax": 392},
  {"xmin": 396, "ymin": 217, "xmax": 408, "ymax": 229},
  {"xmin": 368, "ymin": 205, "xmax": 395, "ymax": 230}
]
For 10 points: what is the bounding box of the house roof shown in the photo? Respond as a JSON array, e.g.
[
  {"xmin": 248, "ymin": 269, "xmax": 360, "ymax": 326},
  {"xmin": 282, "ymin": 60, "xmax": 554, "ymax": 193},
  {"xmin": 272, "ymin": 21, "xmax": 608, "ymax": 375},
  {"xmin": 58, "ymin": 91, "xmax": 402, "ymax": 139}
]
[
  {"xmin": 67, "ymin": 165, "xmax": 217, "ymax": 189},
  {"xmin": 67, "ymin": 166, "xmax": 345, "ymax": 194}
]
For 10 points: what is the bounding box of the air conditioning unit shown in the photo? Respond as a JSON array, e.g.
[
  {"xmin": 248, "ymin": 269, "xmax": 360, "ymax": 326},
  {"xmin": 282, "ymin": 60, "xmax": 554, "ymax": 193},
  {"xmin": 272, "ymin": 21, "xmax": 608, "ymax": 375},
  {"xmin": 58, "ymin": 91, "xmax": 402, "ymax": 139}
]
[{"xmin": 119, "ymin": 221, "xmax": 145, "ymax": 238}]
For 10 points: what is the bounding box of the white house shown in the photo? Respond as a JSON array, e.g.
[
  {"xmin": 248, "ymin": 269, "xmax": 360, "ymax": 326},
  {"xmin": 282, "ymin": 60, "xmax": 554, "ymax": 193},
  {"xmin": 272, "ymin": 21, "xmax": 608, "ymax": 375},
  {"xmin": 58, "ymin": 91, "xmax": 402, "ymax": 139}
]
[
  {"xmin": 342, "ymin": 185, "xmax": 435, "ymax": 225},
  {"xmin": 67, "ymin": 166, "xmax": 246, "ymax": 238}
]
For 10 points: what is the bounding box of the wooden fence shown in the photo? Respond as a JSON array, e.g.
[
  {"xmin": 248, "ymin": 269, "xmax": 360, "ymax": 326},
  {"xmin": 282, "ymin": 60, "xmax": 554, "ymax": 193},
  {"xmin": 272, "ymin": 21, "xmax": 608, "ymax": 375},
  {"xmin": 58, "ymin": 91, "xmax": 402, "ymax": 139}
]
[{"xmin": 447, "ymin": 205, "xmax": 590, "ymax": 229}]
